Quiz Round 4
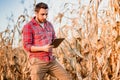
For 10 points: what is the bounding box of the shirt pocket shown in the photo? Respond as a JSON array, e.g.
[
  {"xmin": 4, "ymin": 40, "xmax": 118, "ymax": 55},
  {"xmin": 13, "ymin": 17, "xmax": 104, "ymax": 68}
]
[{"xmin": 34, "ymin": 32, "xmax": 45, "ymax": 40}]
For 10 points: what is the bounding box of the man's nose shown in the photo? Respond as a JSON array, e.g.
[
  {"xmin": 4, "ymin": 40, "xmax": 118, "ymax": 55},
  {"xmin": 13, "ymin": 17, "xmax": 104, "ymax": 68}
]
[{"xmin": 43, "ymin": 15, "xmax": 47, "ymax": 19}]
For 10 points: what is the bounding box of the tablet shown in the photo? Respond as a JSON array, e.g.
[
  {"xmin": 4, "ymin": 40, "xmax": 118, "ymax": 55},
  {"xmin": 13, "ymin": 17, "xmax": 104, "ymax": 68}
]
[{"xmin": 51, "ymin": 38, "xmax": 65, "ymax": 48}]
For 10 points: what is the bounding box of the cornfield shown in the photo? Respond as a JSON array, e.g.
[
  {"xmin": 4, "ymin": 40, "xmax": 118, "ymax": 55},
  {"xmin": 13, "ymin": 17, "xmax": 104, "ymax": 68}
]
[{"xmin": 0, "ymin": 0, "xmax": 120, "ymax": 80}]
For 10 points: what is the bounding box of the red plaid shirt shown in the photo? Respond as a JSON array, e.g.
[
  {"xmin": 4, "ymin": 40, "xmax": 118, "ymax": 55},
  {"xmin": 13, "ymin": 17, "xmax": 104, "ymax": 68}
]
[{"xmin": 22, "ymin": 17, "xmax": 56, "ymax": 62}]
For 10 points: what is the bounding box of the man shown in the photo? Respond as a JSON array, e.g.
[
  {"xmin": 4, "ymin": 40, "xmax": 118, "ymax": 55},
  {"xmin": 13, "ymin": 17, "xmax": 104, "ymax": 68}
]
[{"xmin": 22, "ymin": 2, "xmax": 72, "ymax": 80}]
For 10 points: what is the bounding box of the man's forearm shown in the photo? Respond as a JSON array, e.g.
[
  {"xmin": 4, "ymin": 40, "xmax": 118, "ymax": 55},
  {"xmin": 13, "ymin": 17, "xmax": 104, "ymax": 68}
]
[{"xmin": 31, "ymin": 46, "xmax": 44, "ymax": 52}]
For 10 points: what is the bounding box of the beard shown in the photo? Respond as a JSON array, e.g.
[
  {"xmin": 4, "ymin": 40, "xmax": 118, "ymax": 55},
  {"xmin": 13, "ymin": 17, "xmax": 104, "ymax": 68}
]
[{"xmin": 36, "ymin": 17, "xmax": 46, "ymax": 23}]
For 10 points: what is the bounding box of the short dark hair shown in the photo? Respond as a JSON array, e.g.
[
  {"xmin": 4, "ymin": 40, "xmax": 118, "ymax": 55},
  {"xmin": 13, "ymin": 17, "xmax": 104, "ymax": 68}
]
[{"xmin": 35, "ymin": 2, "xmax": 48, "ymax": 12}]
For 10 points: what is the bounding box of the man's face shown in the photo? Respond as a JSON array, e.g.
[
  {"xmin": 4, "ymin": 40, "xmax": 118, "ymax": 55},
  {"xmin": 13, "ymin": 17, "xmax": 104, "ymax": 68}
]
[{"xmin": 36, "ymin": 8, "xmax": 48, "ymax": 23}]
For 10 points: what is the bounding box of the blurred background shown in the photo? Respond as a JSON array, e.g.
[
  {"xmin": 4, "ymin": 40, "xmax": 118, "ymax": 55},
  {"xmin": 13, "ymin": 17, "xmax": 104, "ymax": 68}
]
[{"xmin": 0, "ymin": 0, "xmax": 120, "ymax": 80}]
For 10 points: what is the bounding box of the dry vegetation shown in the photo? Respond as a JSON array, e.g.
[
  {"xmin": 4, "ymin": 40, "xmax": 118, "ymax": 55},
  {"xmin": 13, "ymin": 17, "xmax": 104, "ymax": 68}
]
[{"xmin": 0, "ymin": 0, "xmax": 120, "ymax": 80}]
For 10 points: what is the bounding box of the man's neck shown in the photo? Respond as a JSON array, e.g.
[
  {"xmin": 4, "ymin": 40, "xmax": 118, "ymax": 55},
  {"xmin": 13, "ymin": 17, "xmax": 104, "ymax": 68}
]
[
  {"xmin": 40, "ymin": 23, "xmax": 44, "ymax": 28},
  {"xmin": 35, "ymin": 17, "xmax": 41, "ymax": 24}
]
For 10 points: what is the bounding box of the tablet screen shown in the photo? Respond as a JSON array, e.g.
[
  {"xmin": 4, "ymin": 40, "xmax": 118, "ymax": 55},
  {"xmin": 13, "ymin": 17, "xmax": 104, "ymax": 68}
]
[{"xmin": 51, "ymin": 38, "xmax": 65, "ymax": 48}]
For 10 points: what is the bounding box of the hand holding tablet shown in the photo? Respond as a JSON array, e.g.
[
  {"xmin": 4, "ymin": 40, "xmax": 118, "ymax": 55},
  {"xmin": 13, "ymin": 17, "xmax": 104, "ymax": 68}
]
[{"xmin": 51, "ymin": 38, "xmax": 65, "ymax": 48}]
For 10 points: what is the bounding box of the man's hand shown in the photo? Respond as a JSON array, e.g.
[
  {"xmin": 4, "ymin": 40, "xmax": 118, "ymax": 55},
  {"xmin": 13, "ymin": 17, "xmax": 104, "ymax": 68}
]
[
  {"xmin": 31, "ymin": 44, "xmax": 53, "ymax": 52},
  {"xmin": 43, "ymin": 44, "xmax": 53, "ymax": 52}
]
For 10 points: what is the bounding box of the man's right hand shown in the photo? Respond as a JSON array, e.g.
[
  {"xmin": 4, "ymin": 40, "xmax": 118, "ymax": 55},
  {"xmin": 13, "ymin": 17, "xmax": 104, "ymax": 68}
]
[{"xmin": 43, "ymin": 44, "xmax": 53, "ymax": 52}]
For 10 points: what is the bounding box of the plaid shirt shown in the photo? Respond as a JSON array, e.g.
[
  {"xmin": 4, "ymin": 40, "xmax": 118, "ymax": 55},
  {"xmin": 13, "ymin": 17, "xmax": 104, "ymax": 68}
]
[{"xmin": 22, "ymin": 17, "xmax": 56, "ymax": 62}]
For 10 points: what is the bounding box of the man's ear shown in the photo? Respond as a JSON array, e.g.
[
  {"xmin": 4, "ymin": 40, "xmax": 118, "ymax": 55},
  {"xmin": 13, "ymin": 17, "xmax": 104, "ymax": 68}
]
[{"xmin": 35, "ymin": 12, "xmax": 37, "ymax": 15}]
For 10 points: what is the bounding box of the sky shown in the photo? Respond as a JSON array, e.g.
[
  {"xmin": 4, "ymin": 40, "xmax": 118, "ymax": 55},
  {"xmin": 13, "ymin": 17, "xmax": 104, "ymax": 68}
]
[
  {"xmin": 0, "ymin": 0, "xmax": 108, "ymax": 32},
  {"xmin": 0, "ymin": 0, "xmax": 75, "ymax": 31},
  {"xmin": 0, "ymin": 0, "xmax": 109, "ymax": 47},
  {"xmin": 0, "ymin": 0, "xmax": 49, "ymax": 32},
  {"xmin": 0, "ymin": 0, "xmax": 23, "ymax": 31}
]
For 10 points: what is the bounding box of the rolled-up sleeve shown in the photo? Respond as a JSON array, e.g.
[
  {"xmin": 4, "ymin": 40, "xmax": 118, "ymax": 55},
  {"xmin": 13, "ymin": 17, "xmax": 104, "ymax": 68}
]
[{"xmin": 22, "ymin": 24, "xmax": 33, "ymax": 52}]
